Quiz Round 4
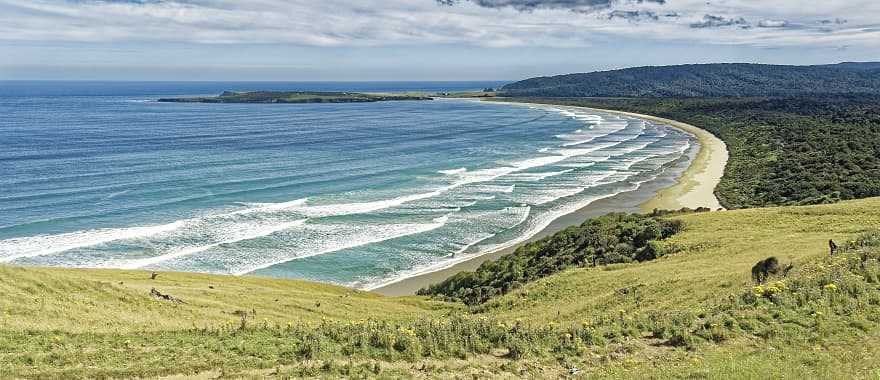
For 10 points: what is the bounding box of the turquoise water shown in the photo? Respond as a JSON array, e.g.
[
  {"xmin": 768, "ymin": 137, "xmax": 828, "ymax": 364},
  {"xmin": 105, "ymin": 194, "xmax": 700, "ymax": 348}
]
[{"xmin": 0, "ymin": 82, "xmax": 695, "ymax": 288}]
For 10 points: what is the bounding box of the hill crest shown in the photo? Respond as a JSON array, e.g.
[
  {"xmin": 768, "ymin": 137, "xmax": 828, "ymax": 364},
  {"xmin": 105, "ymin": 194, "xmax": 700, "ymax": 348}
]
[{"xmin": 501, "ymin": 62, "xmax": 880, "ymax": 97}]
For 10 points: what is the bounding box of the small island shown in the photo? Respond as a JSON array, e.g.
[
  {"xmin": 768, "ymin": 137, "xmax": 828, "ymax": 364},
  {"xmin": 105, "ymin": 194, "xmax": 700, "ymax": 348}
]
[{"xmin": 157, "ymin": 91, "xmax": 433, "ymax": 104}]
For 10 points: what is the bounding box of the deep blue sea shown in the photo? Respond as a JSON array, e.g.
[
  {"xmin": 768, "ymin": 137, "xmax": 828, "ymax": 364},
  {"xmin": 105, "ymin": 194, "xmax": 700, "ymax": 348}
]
[{"xmin": 0, "ymin": 81, "xmax": 695, "ymax": 289}]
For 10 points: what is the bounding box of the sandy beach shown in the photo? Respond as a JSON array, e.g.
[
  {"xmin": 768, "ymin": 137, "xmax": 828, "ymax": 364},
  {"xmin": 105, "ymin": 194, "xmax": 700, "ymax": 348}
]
[{"xmin": 373, "ymin": 102, "xmax": 728, "ymax": 296}]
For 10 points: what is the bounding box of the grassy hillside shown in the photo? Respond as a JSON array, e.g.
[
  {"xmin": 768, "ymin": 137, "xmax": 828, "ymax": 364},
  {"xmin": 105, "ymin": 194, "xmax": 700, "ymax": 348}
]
[
  {"xmin": 3, "ymin": 198, "xmax": 880, "ymax": 378},
  {"xmin": 500, "ymin": 63, "xmax": 880, "ymax": 97},
  {"xmin": 494, "ymin": 96, "xmax": 880, "ymax": 209}
]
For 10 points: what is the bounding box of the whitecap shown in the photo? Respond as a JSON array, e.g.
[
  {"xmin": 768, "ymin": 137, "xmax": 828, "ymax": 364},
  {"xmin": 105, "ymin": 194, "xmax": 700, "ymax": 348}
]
[
  {"xmin": 230, "ymin": 217, "xmax": 453, "ymax": 275},
  {"xmin": 0, "ymin": 198, "xmax": 309, "ymax": 262},
  {"xmin": 0, "ymin": 221, "xmax": 185, "ymax": 263},
  {"xmin": 438, "ymin": 167, "xmax": 467, "ymax": 175},
  {"xmin": 117, "ymin": 219, "xmax": 308, "ymax": 269}
]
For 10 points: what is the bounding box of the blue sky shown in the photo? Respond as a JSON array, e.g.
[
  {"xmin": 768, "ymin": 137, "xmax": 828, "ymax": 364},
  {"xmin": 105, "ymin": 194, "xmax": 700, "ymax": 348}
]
[{"xmin": 1, "ymin": 0, "xmax": 879, "ymax": 81}]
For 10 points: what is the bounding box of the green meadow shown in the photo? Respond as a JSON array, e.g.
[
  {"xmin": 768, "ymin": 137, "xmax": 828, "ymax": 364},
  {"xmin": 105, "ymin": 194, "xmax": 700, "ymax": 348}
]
[{"xmin": 3, "ymin": 197, "xmax": 880, "ymax": 378}]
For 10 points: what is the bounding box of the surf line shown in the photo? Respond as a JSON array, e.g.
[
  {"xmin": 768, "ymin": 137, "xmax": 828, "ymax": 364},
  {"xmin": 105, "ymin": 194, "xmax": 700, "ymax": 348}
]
[
  {"xmin": 118, "ymin": 219, "xmax": 309, "ymax": 269},
  {"xmin": 0, "ymin": 198, "xmax": 309, "ymax": 262}
]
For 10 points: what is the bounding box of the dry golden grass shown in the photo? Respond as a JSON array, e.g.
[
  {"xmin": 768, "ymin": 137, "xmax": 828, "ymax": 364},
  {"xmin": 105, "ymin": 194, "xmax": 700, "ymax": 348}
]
[{"xmin": 2, "ymin": 197, "xmax": 880, "ymax": 378}]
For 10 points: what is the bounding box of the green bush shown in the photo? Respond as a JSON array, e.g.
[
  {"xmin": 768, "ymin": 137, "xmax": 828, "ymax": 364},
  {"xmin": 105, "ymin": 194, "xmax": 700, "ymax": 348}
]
[{"xmin": 419, "ymin": 213, "xmax": 684, "ymax": 305}]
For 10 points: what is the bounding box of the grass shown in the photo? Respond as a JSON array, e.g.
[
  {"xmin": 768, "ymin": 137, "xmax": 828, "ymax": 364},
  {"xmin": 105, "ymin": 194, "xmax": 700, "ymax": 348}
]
[
  {"xmin": 2, "ymin": 197, "xmax": 880, "ymax": 378},
  {"xmin": 0, "ymin": 268, "xmax": 452, "ymax": 334}
]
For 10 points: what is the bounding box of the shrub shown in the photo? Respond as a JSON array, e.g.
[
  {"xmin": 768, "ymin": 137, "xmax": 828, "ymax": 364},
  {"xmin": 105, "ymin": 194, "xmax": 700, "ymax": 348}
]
[{"xmin": 419, "ymin": 213, "xmax": 684, "ymax": 305}]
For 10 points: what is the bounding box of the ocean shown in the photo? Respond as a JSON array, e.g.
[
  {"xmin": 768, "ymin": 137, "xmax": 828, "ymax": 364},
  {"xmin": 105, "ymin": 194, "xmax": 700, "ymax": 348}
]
[{"xmin": 0, "ymin": 81, "xmax": 695, "ymax": 289}]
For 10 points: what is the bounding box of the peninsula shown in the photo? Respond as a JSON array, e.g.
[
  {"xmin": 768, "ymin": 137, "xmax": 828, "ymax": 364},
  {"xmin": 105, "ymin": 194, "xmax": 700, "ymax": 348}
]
[{"xmin": 158, "ymin": 91, "xmax": 433, "ymax": 103}]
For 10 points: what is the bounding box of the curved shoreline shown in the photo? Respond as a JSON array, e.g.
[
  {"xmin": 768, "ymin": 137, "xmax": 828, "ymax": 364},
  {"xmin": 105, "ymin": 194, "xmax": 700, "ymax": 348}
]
[
  {"xmin": 585, "ymin": 107, "xmax": 728, "ymax": 212},
  {"xmin": 373, "ymin": 102, "xmax": 728, "ymax": 296}
]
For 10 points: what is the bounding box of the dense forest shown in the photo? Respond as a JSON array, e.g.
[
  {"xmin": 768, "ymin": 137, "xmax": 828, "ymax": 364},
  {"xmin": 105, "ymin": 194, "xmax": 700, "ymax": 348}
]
[
  {"xmin": 496, "ymin": 96, "xmax": 880, "ymax": 209},
  {"xmin": 419, "ymin": 213, "xmax": 683, "ymax": 305},
  {"xmin": 501, "ymin": 63, "xmax": 880, "ymax": 98}
]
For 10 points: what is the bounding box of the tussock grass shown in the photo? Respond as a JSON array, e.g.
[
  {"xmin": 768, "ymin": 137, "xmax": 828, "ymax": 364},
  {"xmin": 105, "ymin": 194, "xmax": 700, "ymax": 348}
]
[
  {"xmin": 0, "ymin": 267, "xmax": 452, "ymax": 334},
  {"xmin": 2, "ymin": 198, "xmax": 880, "ymax": 378}
]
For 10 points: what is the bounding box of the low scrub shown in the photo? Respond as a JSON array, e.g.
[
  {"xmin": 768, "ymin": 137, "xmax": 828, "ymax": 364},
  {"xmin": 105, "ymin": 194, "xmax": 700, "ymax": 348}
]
[{"xmin": 419, "ymin": 213, "xmax": 684, "ymax": 305}]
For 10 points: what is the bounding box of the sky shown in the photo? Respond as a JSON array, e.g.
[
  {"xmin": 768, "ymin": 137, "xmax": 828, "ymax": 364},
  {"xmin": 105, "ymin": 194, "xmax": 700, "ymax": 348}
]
[{"xmin": 1, "ymin": 0, "xmax": 879, "ymax": 81}]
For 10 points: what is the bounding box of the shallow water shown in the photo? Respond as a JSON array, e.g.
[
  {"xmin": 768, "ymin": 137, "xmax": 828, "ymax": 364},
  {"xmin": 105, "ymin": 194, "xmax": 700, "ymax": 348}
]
[{"xmin": 0, "ymin": 81, "xmax": 695, "ymax": 288}]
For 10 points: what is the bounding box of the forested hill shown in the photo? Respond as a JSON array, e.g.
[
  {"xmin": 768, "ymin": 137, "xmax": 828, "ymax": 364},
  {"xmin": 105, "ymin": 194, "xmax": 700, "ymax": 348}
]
[{"xmin": 501, "ymin": 63, "xmax": 880, "ymax": 97}]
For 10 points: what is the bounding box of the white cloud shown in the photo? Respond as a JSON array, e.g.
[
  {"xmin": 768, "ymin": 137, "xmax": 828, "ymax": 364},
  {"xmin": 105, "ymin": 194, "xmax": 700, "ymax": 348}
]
[
  {"xmin": 758, "ymin": 20, "xmax": 789, "ymax": 28},
  {"xmin": 0, "ymin": 0, "xmax": 878, "ymax": 48}
]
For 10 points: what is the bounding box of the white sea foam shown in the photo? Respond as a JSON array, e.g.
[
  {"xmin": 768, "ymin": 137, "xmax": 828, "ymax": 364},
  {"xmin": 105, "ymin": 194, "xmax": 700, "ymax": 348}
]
[
  {"xmin": 102, "ymin": 189, "xmax": 130, "ymax": 200},
  {"xmin": 0, "ymin": 198, "xmax": 310, "ymax": 263},
  {"xmin": 274, "ymin": 115, "xmax": 653, "ymax": 221},
  {"xmin": 557, "ymin": 122, "xmax": 630, "ymax": 147},
  {"xmin": 303, "ymin": 107, "xmax": 687, "ymax": 287},
  {"xmin": 467, "ymin": 194, "xmax": 496, "ymax": 201},
  {"xmin": 523, "ymin": 187, "xmax": 586, "ymax": 205},
  {"xmin": 230, "ymin": 198, "xmax": 308, "ymax": 214},
  {"xmin": 472, "ymin": 184, "xmax": 515, "ymax": 194},
  {"xmin": 362, "ymin": 232, "xmax": 498, "ymax": 290},
  {"xmin": 438, "ymin": 167, "xmax": 467, "ymax": 175},
  {"xmin": 0, "ymin": 221, "xmax": 185, "ymax": 263},
  {"xmin": 360, "ymin": 205, "xmax": 538, "ymax": 290},
  {"xmin": 230, "ymin": 217, "xmax": 452, "ymax": 275},
  {"xmin": 3, "ymin": 103, "xmax": 686, "ymax": 284},
  {"xmin": 291, "ymin": 191, "xmax": 448, "ymax": 218},
  {"xmin": 363, "ymin": 185, "xmax": 643, "ymax": 291},
  {"xmin": 7, "ymin": 129, "xmax": 637, "ymax": 264},
  {"xmin": 117, "ymin": 219, "xmax": 308, "ymax": 269},
  {"xmin": 622, "ymin": 155, "xmax": 654, "ymax": 170},
  {"xmin": 506, "ymin": 169, "xmax": 574, "ymax": 182}
]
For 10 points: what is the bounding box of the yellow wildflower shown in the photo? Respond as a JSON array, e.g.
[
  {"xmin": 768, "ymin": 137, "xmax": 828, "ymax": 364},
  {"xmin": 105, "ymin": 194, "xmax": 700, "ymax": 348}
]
[{"xmin": 752, "ymin": 285, "xmax": 766, "ymax": 297}]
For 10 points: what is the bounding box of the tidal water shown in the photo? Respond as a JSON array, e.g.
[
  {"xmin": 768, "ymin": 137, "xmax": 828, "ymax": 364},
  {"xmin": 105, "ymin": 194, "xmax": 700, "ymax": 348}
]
[{"xmin": 0, "ymin": 81, "xmax": 695, "ymax": 289}]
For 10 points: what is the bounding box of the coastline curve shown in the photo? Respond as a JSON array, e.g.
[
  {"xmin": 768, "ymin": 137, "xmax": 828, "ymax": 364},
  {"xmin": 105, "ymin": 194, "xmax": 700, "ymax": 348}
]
[{"xmin": 372, "ymin": 100, "xmax": 728, "ymax": 295}]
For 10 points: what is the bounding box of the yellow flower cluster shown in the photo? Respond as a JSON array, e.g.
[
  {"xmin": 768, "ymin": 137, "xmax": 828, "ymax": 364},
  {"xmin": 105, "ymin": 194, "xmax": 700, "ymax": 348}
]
[
  {"xmin": 823, "ymin": 283, "xmax": 838, "ymax": 291},
  {"xmin": 752, "ymin": 280, "xmax": 787, "ymax": 298},
  {"xmin": 397, "ymin": 326, "xmax": 416, "ymax": 337}
]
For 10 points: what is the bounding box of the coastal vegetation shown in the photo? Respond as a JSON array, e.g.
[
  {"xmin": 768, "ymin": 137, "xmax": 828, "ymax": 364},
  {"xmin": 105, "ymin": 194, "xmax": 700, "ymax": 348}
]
[
  {"xmin": 158, "ymin": 91, "xmax": 432, "ymax": 103},
  {"xmin": 500, "ymin": 63, "xmax": 880, "ymax": 97},
  {"xmin": 419, "ymin": 213, "xmax": 684, "ymax": 305},
  {"xmin": 7, "ymin": 64, "xmax": 880, "ymax": 378},
  {"xmin": 495, "ymin": 96, "xmax": 880, "ymax": 209},
  {"xmin": 3, "ymin": 197, "xmax": 880, "ymax": 378}
]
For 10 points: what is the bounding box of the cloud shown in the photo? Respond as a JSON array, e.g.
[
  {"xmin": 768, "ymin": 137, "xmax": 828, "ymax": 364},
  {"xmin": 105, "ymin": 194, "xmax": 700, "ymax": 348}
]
[
  {"xmin": 757, "ymin": 20, "xmax": 789, "ymax": 28},
  {"xmin": 0, "ymin": 0, "xmax": 877, "ymax": 50},
  {"xmin": 690, "ymin": 14, "xmax": 751, "ymax": 29},
  {"xmin": 608, "ymin": 10, "xmax": 658, "ymax": 22},
  {"xmin": 438, "ymin": 0, "xmax": 664, "ymax": 12}
]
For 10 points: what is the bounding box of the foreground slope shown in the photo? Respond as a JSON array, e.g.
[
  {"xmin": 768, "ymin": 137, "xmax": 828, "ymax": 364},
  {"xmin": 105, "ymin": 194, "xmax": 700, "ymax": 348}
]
[{"xmin": 2, "ymin": 198, "xmax": 880, "ymax": 378}]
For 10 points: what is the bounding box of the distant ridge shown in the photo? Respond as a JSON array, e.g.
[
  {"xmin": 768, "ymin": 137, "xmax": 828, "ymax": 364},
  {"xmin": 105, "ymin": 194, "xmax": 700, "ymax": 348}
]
[{"xmin": 501, "ymin": 62, "xmax": 880, "ymax": 97}]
